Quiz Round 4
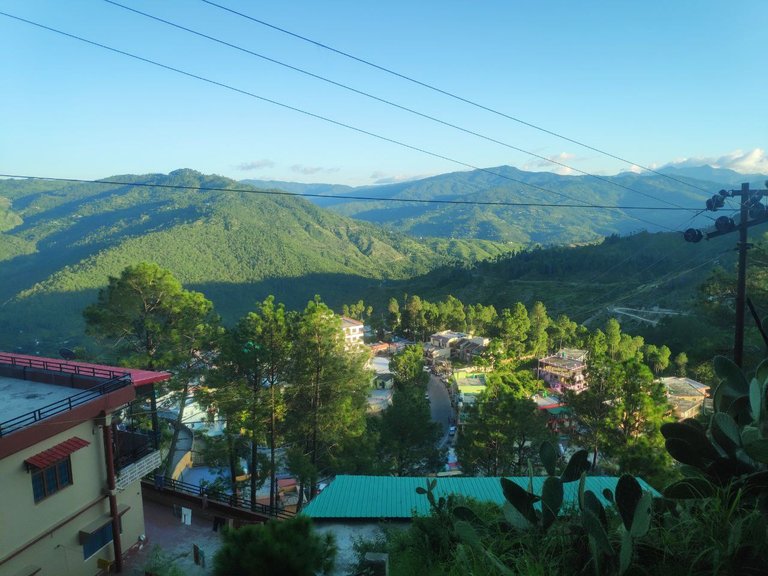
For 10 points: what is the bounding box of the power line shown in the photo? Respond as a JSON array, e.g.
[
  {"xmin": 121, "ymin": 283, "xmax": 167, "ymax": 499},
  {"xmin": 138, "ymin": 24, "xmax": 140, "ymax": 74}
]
[
  {"xmin": 0, "ymin": 174, "xmax": 699, "ymax": 212},
  {"xmin": 200, "ymin": 0, "xmax": 712, "ymax": 196},
  {"xmin": 0, "ymin": 12, "xmax": 690, "ymax": 231},
  {"xmin": 103, "ymin": 0, "xmax": 688, "ymax": 211}
]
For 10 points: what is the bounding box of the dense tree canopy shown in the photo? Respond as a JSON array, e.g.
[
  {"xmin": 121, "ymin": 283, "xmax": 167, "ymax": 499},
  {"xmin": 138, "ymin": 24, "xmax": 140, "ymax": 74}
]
[
  {"xmin": 83, "ymin": 262, "xmax": 219, "ymax": 476},
  {"xmin": 213, "ymin": 517, "xmax": 336, "ymax": 576},
  {"xmin": 457, "ymin": 378, "xmax": 551, "ymax": 476},
  {"xmin": 284, "ymin": 297, "xmax": 370, "ymax": 503}
]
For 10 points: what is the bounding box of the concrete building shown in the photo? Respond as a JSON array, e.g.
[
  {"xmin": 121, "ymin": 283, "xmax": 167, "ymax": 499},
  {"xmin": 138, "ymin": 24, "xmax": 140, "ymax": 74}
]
[
  {"xmin": 453, "ymin": 336, "xmax": 490, "ymax": 363},
  {"xmin": 341, "ymin": 317, "xmax": 365, "ymax": 350},
  {"xmin": 429, "ymin": 330, "xmax": 466, "ymax": 350},
  {"xmin": 537, "ymin": 348, "xmax": 588, "ymax": 394},
  {"xmin": 660, "ymin": 376, "xmax": 710, "ymax": 419},
  {"xmin": 0, "ymin": 352, "xmax": 170, "ymax": 576}
]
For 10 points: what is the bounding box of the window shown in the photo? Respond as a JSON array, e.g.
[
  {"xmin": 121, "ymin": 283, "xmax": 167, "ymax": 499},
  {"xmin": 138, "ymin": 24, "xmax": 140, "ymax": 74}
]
[
  {"xmin": 31, "ymin": 458, "xmax": 72, "ymax": 502},
  {"xmin": 80, "ymin": 514, "xmax": 125, "ymax": 560},
  {"xmin": 82, "ymin": 521, "xmax": 114, "ymax": 560}
]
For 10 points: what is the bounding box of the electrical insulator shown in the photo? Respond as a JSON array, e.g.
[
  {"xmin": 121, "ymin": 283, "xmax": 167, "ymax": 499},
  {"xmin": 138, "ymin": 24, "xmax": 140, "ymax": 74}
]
[
  {"xmin": 715, "ymin": 216, "xmax": 735, "ymax": 233},
  {"xmin": 706, "ymin": 195, "xmax": 725, "ymax": 211},
  {"xmin": 749, "ymin": 202, "xmax": 767, "ymax": 220},
  {"xmin": 684, "ymin": 228, "xmax": 703, "ymax": 243}
]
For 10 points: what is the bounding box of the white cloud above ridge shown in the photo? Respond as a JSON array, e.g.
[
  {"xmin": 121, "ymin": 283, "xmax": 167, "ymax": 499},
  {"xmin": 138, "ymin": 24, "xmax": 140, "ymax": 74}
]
[
  {"xmin": 522, "ymin": 152, "xmax": 579, "ymax": 175},
  {"xmin": 663, "ymin": 148, "xmax": 768, "ymax": 174},
  {"xmin": 236, "ymin": 159, "xmax": 275, "ymax": 171}
]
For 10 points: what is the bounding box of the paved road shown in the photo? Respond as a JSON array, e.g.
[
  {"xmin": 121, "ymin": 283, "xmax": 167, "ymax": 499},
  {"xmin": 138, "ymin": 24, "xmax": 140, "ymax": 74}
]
[{"xmin": 427, "ymin": 373, "xmax": 454, "ymax": 447}]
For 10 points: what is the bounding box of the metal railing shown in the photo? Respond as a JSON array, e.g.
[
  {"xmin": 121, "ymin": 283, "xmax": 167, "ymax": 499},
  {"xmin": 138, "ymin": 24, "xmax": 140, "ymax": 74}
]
[
  {"xmin": 0, "ymin": 353, "xmax": 130, "ymax": 379},
  {"xmin": 147, "ymin": 473, "xmax": 295, "ymax": 520},
  {"xmin": 0, "ymin": 373, "xmax": 133, "ymax": 437}
]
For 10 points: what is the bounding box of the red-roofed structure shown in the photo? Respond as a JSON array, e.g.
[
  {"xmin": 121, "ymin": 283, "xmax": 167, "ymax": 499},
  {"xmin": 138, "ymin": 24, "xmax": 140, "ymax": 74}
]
[
  {"xmin": 0, "ymin": 351, "xmax": 171, "ymax": 575},
  {"xmin": 0, "ymin": 352, "xmax": 171, "ymax": 387}
]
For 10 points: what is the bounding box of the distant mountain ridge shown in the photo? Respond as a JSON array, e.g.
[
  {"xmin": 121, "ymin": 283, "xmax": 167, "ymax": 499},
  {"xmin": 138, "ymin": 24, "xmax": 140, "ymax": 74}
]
[
  {"xmin": 245, "ymin": 165, "xmax": 767, "ymax": 244},
  {"xmin": 0, "ymin": 169, "xmax": 509, "ymax": 352}
]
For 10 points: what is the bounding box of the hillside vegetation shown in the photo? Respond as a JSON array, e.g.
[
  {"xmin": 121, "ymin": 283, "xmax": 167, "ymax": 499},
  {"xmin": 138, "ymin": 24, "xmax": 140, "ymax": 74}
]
[
  {"xmin": 0, "ymin": 170, "xmax": 510, "ymax": 352},
  {"xmin": 247, "ymin": 165, "xmax": 767, "ymax": 244}
]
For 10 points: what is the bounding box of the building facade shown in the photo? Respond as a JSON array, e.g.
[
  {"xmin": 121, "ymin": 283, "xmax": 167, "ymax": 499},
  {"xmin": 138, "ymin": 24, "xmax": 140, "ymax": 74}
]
[
  {"xmin": 537, "ymin": 348, "xmax": 588, "ymax": 394},
  {"xmin": 0, "ymin": 353, "xmax": 169, "ymax": 576},
  {"xmin": 341, "ymin": 317, "xmax": 365, "ymax": 349}
]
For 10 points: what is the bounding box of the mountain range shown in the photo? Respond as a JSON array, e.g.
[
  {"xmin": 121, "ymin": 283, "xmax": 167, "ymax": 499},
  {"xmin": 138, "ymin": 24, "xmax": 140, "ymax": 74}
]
[
  {"xmin": 1, "ymin": 165, "xmax": 765, "ymax": 355},
  {"xmin": 244, "ymin": 165, "xmax": 767, "ymax": 244},
  {"xmin": 0, "ymin": 169, "xmax": 508, "ymax": 352}
]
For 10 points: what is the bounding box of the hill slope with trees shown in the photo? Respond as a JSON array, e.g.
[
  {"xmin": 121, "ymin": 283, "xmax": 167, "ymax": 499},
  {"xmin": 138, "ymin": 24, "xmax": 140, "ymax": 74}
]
[
  {"xmin": 0, "ymin": 170, "xmax": 510, "ymax": 352},
  {"xmin": 246, "ymin": 165, "xmax": 767, "ymax": 244}
]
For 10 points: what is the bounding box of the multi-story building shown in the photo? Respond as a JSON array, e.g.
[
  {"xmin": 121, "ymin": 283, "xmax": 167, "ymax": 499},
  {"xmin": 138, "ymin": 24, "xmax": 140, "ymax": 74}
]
[
  {"xmin": 537, "ymin": 348, "xmax": 588, "ymax": 394},
  {"xmin": 341, "ymin": 317, "xmax": 365, "ymax": 350},
  {"xmin": 453, "ymin": 337, "xmax": 490, "ymax": 363},
  {"xmin": 0, "ymin": 352, "xmax": 170, "ymax": 576}
]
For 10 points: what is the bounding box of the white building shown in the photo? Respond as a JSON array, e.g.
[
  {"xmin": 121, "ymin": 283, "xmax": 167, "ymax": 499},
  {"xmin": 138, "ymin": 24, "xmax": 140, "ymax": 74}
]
[{"xmin": 341, "ymin": 317, "xmax": 365, "ymax": 350}]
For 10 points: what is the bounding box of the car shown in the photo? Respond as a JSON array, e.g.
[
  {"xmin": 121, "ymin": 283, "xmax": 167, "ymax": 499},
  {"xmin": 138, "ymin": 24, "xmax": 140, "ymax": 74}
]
[
  {"xmin": 448, "ymin": 425, "xmax": 457, "ymax": 436},
  {"xmin": 424, "ymin": 392, "xmax": 430, "ymax": 400}
]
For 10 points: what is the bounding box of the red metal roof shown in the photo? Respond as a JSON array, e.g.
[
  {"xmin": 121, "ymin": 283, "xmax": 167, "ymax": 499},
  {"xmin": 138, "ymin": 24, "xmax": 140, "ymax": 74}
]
[
  {"xmin": 25, "ymin": 436, "xmax": 90, "ymax": 469},
  {"xmin": 277, "ymin": 478, "xmax": 297, "ymax": 489},
  {"xmin": 0, "ymin": 352, "xmax": 171, "ymax": 387}
]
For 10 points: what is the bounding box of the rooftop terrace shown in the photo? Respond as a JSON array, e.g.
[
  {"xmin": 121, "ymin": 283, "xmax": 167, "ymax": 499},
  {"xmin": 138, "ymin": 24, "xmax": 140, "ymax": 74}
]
[{"xmin": 0, "ymin": 352, "xmax": 170, "ymax": 437}]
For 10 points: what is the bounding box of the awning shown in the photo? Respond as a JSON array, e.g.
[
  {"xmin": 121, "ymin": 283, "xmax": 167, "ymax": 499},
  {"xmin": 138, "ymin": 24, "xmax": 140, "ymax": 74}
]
[{"xmin": 25, "ymin": 436, "xmax": 90, "ymax": 469}]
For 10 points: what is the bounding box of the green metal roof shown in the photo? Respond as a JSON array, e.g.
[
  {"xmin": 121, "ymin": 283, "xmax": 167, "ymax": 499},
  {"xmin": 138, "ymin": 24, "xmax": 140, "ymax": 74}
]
[{"xmin": 303, "ymin": 475, "xmax": 660, "ymax": 520}]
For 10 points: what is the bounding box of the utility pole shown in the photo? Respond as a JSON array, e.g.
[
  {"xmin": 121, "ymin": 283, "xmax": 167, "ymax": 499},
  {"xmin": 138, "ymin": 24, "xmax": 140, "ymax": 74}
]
[
  {"xmin": 734, "ymin": 183, "xmax": 749, "ymax": 367},
  {"xmin": 684, "ymin": 182, "xmax": 768, "ymax": 368}
]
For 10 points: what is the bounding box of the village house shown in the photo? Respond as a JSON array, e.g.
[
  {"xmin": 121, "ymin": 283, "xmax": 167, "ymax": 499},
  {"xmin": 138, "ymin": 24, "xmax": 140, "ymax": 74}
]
[
  {"xmin": 0, "ymin": 352, "xmax": 170, "ymax": 576},
  {"xmin": 341, "ymin": 317, "xmax": 365, "ymax": 349},
  {"xmin": 660, "ymin": 376, "xmax": 710, "ymax": 419},
  {"xmin": 532, "ymin": 393, "xmax": 576, "ymax": 434},
  {"xmin": 537, "ymin": 348, "xmax": 588, "ymax": 394},
  {"xmin": 453, "ymin": 336, "xmax": 490, "ymax": 363},
  {"xmin": 423, "ymin": 330, "xmax": 466, "ymax": 365}
]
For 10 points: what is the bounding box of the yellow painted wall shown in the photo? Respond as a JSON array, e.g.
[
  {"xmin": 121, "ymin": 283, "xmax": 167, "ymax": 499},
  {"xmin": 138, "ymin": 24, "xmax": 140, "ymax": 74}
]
[{"xmin": 0, "ymin": 421, "xmax": 147, "ymax": 576}]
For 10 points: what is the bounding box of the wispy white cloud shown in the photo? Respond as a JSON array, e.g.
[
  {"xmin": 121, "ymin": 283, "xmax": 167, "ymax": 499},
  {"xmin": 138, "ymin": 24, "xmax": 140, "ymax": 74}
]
[
  {"xmin": 290, "ymin": 164, "xmax": 340, "ymax": 175},
  {"xmin": 236, "ymin": 159, "xmax": 275, "ymax": 171},
  {"xmin": 663, "ymin": 148, "xmax": 768, "ymax": 174},
  {"xmin": 523, "ymin": 152, "xmax": 578, "ymax": 175},
  {"xmin": 370, "ymin": 171, "xmax": 429, "ymax": 185}
]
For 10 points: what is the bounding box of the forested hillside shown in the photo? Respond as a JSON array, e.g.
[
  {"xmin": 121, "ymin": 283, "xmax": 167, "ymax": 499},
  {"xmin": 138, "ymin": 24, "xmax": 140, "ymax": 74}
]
[
  {"xmin": 0, "ymin": 170, "xmax": 511, "ymax": 353},
  {"xmin": 3, "ymin": 168, "xmax": 766, "ymax": 361},
  {"xmin": 247, "ymin": 166, "xmax": 767, "ymax": 244}
]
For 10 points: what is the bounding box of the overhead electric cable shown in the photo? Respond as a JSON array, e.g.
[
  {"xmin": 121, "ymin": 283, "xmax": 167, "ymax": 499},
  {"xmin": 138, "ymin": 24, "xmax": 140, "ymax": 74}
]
[
  {"xmin": 104, "ymin": 0, "xmax": 687, "ymax": 210},
  {"xmin": 0, "ymin": 174, "xmax": 698, "ymax": 211},
  {"xmin": 0, "ymin": 11, "xmax": 683, "ymax": 232},
  {"xmin": 200, "ymin": 0, "xmax": 712, "ymax": 196}
]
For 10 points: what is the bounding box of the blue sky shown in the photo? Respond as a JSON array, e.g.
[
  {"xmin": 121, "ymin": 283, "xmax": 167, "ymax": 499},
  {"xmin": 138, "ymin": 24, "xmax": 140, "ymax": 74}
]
[{"xmin": 1, "ymin": 0, "xmax": 766, "ymax": 186}]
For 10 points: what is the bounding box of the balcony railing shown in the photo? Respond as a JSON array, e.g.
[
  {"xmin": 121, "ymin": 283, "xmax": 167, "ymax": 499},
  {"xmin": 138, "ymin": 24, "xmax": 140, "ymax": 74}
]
[
  {"xmin": 0, "ymin": 353, "xmax": 129, "ymax": 380},
  {"xmin": 147, "ymin": 474, "xmax": 294, "ymax": 520},
  {"xmin": 0, "ymin": 374, "xmax": 132, "ymax": 437}
]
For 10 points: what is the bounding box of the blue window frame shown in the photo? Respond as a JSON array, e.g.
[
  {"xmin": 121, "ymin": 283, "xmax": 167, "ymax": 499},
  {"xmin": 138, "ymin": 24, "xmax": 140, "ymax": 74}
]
[
  {"xmin": 83, "ymin": 522, "xmax": 114, "ymax": 560},
  {"xmin": 31, "ymin": 457, "xmax": 72, "ymax": 502}
]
